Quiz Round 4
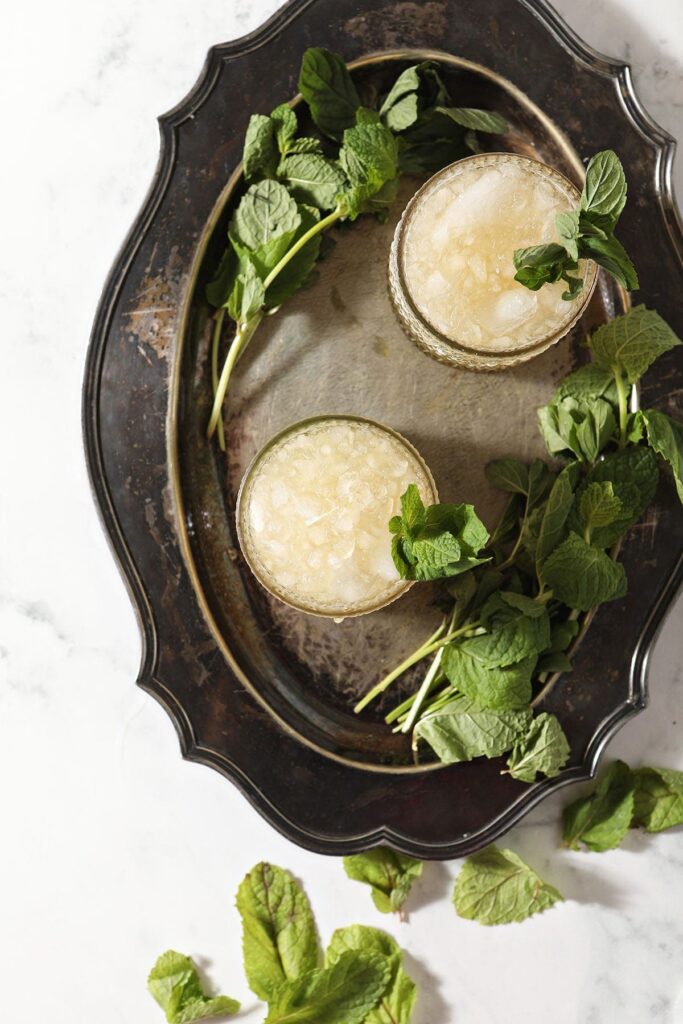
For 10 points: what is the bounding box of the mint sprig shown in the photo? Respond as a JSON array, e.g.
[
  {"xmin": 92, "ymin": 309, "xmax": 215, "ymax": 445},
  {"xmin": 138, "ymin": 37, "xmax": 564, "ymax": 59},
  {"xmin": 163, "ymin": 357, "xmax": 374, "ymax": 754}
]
[
  {"xmin": 147, "ymin": 951, "xmax": 240, "ymax": 1024},
  {"xmin": 513, "ymin": 150, "xmax": 639, "ymax": 299}
]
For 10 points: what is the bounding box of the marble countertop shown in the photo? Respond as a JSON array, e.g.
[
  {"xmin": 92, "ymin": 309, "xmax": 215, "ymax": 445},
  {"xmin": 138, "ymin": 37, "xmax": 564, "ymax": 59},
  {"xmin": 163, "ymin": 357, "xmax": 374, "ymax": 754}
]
[{"xmin": 2, "ymin": 0, "xmax": 683, "ymax": 1021}]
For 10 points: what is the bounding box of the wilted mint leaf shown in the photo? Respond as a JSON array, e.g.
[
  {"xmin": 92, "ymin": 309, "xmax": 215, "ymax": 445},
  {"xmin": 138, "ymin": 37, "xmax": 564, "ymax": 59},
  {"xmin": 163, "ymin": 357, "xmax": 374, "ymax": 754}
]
[
  {"xmin": 326, "ymin": 927, "xmax": 417, "ymax": 1024},
  {"xmin": 453, "ymin": 846, "xmax": 563, "ymax": 925},
  {"xmin": 632, "ymin": 767, "xmax": 683, "ymax": 832},
  {"xmin": 415, "ymin": 697, "xmax": 531, "ymax": 764},
  {"xmin": 147, "ymin": 951, "xmax": 240, "ymax": 1024},
  {"xmin": 506, "ymin": 713, "xmax": 570, "ymax": 783},
  {"xmin": 563, "ymin": 760, "xmax": 635, "ymax": 851},
  {"xmin": 342, "ymin": 849, "xmax": 422, "ymax": 915},
  {"xmin": 541, "ymin": 533, "xmax": 627, "ymax": 611},
  {"xmin": 236, "ymin": 862, "xmax": 319, "ymax": 1002}
]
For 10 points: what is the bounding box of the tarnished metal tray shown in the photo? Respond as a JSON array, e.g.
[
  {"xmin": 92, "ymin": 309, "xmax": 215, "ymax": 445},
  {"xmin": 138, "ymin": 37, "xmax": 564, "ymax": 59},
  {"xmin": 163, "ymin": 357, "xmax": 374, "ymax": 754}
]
[{"xmin": 83, "ymin": 0, "xmax": 683, "ymax": 856}]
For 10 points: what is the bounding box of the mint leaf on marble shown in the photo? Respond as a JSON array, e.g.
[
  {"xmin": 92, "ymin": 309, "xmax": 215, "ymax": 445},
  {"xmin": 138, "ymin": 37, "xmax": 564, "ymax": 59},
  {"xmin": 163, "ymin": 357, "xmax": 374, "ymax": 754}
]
[
  {"xmin": 236, "ymin": 862, "xmax": 319, "ymax": 1002},
  {"xmin": 453, "ymin": 846, "xmax": 563, "ymax": 925},
  {"xmin": 326, "ymin": 926, "xmax": 417, "ymax": 1024},
  {"xmin": 632, "ymin": 767, "xmax": 683, "ymax": 833},
  {"xmin": 342, "ymin": 849, "xmax": 423, "ymax": 915},
  {"xmin": 264, "ymin": 951, "xmax": 390, "ymax": 1024},
  {"xmin": 147, "ymin": 951, "xmax": 240, "ymax": 1024},
  {"xmin": 562, "ymin": 760, "xmax": 635, "ymax": 851}
]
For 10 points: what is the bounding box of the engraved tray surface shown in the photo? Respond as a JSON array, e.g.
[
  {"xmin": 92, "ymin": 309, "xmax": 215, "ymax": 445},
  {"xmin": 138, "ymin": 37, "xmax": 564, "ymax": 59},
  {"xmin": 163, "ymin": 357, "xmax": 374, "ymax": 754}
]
[{"xmin": 83, "ymin": 0, "xmax": 683, "ymax": 856}]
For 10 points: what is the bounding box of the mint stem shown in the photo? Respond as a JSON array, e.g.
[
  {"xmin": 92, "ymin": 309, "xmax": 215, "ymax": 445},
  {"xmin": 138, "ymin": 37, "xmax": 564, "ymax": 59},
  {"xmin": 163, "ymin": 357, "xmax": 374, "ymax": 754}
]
[
  {"xmin": 400, "ymin": 607, "xmax": 458, "ymax": 734},
  {"xmin": 210, "ymin": 308, "xmax": 227, "ymax": 451},
  {"xmin": 207, "ymin": 205, "xmax": 345, "ymax": 441},
  {"xmin": 614, "ymin": 366, "xmax": 629, "ymax": 448}
]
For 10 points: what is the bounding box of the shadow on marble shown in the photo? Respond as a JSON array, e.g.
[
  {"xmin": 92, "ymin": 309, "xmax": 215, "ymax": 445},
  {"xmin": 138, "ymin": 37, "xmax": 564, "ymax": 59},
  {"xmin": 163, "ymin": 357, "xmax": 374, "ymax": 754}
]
[
  {"xmin": 405, "ymin": 949, "xmax": 450, "ymax": 1024},
  {"xmin": 408, "ymin": 861, "xmax": 452, "ymax": 915}
]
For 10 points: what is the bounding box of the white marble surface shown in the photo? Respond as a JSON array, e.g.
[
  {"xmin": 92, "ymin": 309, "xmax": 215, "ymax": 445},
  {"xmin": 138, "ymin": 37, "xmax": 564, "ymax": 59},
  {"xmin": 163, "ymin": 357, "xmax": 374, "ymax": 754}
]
[{"xmin": 2, "ymin": 1, "xmax": 683, "ymax": 1021}]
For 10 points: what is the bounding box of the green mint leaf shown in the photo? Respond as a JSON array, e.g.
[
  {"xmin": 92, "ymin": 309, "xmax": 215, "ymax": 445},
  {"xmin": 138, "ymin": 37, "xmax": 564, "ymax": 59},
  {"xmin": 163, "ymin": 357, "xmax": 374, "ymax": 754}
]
[
  {"xmin": 562, "ymin": 760, "xmax": 635, "ymax": 851},
  {"xmin": 625, "ymin": 409, "xmax": 646, "ymax": 444},
  {"xmin": 506, "ymin": 713, "xmax": 570, "ymax": 783},
  {"xmin": 538, "ymin": 396, "xmax": 616, "ymax": 462},
  {"xmin": 391, "ymin": 489, "xmax": 489, "ymax": 581},
  {"xmin": 287, "ymin": 136, "xmax": 325, "ymax": 155},
  {"xmin": 414, "ymin": 696, "xmax": 531, "ymax": 764},
  {"xmin": 580, "ymin": 150, "xmax": 627, "ymax": 232},
  {"xmin": 555, "ymin": 210, "xmax": 580, "ymax": 261},
  {"xmin": 461, "ymin": 597, "xmax": 550, "ymax": 669},
  {"xmin": 453, "ymin": 846, "xmax": 563, "ymax": 925},
  {"xmin": 536, "ymin": 651, "xmax": 573, "ymax": 673},
  {"xmin": 549, "ymin": 617, "xmax": 580, "ymax": 653},
  {"xmin": 513, "ymin": 243, "xmax": 573, "ymax": 291},
  {"xmin": 587, "ymin": 306, "xmax": 681, "ymax": 384},
  {"xmin": 485, "ymin": 458, "xmax": 529, "ymax": 495},
  {"xmin": 147, "ymin": 951, "xmax": 240, "ymax": 1024},
  {"xmin": 400, "ymin": 483, "xmax": 425, "ymax": 534},
  {"xmin": 499, "ymin": 591, "xmax": 549, "ymax": 618},
  {"xmin": 264, "ymin": 951, "xmax": 390, "ymax": 1024},
  {"xmin": 337, "ymin": 121, "xmax": 399, "ymax": 221},
  {"xmin": 206, "ymin": 247, "xmax": 238, "ymax": 309},
  {"xmin": 379, "ymin": 61, "xmax": 449, "ymax": 132},
  {"xmin": 270, "ymin": 104, "xmax": 298, "ymax": 155},
  {"xmin": 578, "ymin": 481, "xmax": 622, "ymax": 537},
  {"xmin": 237, "ymin": 259, "xmax": 266, "ymax": 322},
  {"xmin": 231, "ymin": 180, "xmax": 301, "ymax": 251},
  {"xmin": 632, "ymin": 767, "xmax": 683, "ymax": 833},
  {"xmin": 326, "ymin": 927, "xmax": 417, "ymax": 1024},
  {"xmin": 298, "ymin": 47, "xmax": 360, "ymax": 139},
  {"xmin": 541, "ymin": 532, "xmax": 627, "ymax": 611},
  {"xmin": 534, "ymin": 463, "xmax": 580, "ymax": 564},
  {"xmin": 643, "ymin": 409, "xmax": 683, "ymax": 503},
  {"xmin": 567, "ymin": 445, "xmax": 659, "ymax": 547},
  {"xmin": 443, "ymin": 645, "xmax": 536, "ymax": 710},
  {"xmin": 554, "ymin": 363, "xmax": 616, "ymax": 402},
  {"xmin": 434, "ymin": 106, "xmax": 508, "ymax": 134},
  {"xmin": 578, "ymin": 232, "xmax": 639, "ymax": 291},
  {"xmin": 342, "ymin": 849, "xmax": 423, "ymax": 915},
  {"xmin": 264, "ymin": 205, "xmax": 323, "ymax": 308},
  {"xmin": 236, "ymin": 862, "xmax": 319, "ymax": 1002},
  {"xmin": 243, "ymin": 113, "xmax": 279, "ymax": 181},
  {"xmin": 278, "ymin": 154, "xmax": 347, "ymax": 210}
]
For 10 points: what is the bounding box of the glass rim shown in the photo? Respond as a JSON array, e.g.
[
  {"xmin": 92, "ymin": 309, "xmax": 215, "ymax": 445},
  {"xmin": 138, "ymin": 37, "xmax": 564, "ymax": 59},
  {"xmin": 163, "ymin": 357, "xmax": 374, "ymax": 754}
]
[
  {"xmin": 235, "ymin": 414, "xmax": 439, "ymax": 619},
  {"xmin": 393, "ymin": 151, "xmax": 599, "ymax": 360}
]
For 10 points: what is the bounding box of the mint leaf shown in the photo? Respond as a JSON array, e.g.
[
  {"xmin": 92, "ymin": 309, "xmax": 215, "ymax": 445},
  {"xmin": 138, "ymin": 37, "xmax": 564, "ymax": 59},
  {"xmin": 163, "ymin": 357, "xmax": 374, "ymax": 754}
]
[
  {"xmin": 278, "ymin": 154, "xmax": 346, "ymax": 211},
  {"xmin": 568, "ymin": 445, "xmax": 659, "ymax": 547},
  {"xmin": 337, "ymin": 121, "xmax": 399, "ymax": 221},
  {"xmin": 271, "ymin": 104, "xmax": 298, "ymax": 155},
  {"xmin": 435, "ymin": 106, "xmax": 507, "ymax": 134},
  {"xmin": 453, "ymin": 846, "xmax": 563, "ymax": 925},
  {"xmin": 643, "ymin": 409, "xmax": 683, "ymax": 502},
  {"xmin": 379, "ymin": 61, "xmax": 446, "ymax": 132},
  {"xmin": 415, "ymin": 696, "xmax": 531, "ymax": 764},
  {"xmin": 534, "ymin": 463, "xmax": 580, "ymax": 564},
  {"xmin": 578, "ymin": 232, "xmax": 639, "ymax": 291},
  {"xmin": 264, "ymin": 205, "xmax": 323, "ymax": 308},
  {"xmin": 541, "ymin": 532, "xmax": 627, "ymax": 611},
  {"xmin": 578, "ymin": 481, "xmax": 622, "ymax": 540},
  {"xmin": 232, "ymin": 180, "xmax": 301, "ymax": 251},
  {"xmin": 555, "ymin": 363, "xmax": 616, "ymax": 402},
  {"xmin": 485, "ymin": 458, "xmax": 529, "ymax": 495},
  {"xmin": 513, "ymin": 243, "xmax": 573, "ymax": 291},
  {"xmin": 206, "ymin": 247, "xmax": 238, "ymax": 309},
  {"xmin": 562, "ymin": 760, "xmax": 635, "ymax": 851},
  {"xmin": 264, "ymin": 951, "xmax": 390, "ymax": 1024},
  {"xmin": 298, "ymin": 47, "xmax": 360, "ymax": 139},
  {"xmin": 342, "ymin": 849, "xmax": 422, "ymax": 915},
  {"xmin": 391, "ymin": 487, "xmax": 490, "ymax": 582},
  {"xmin": 443, "ymin": 645, "xmax": 535, "ymax": 710},
  {"xmin": 580, "ymin": 149, "xmax": 627, "ymax": 231},
  {"xmin": 148, "ymin": 951, "xmax": 240, "ymax": 1024},
  {"xmin": 555, "ymin": 210, "xmax": 580, "ymax": 260},
  {"xmin": 236, "ymin": 862, "xmax": 319, "ymax": 1002},
  {"xmin": 326, "ymin": 927, "xmax": 417, "ymax": 1024},
  {"xmin": 243, "ymin": 113, "xmax": 279, "ymax": 181},
  {"xmin": 460, "ymin": 597, "xmax": 550, "ymax": 669},
  {"xmin": 506, "ymin": 713, "xmax": 570, "ymax": 783},
  {"xmin": 588, "ymin": 306, "xmax": 681, "ymax": 384},
  {"xmin": 632, "ymin": 767, "xmax": 683, "ymax": 832},
  {"xmin": 538, "ymin": 396, "xmax": 616, "ymax": 462}
]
